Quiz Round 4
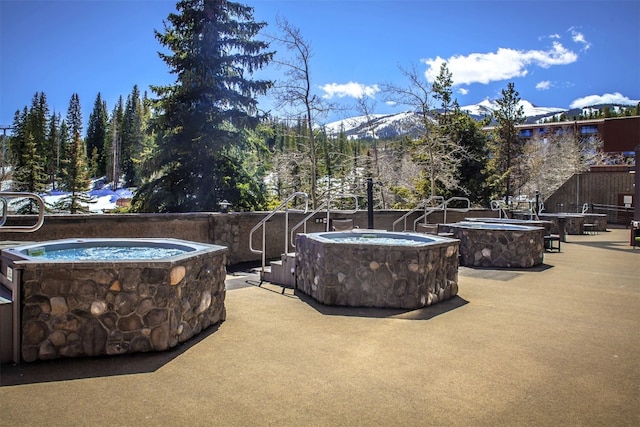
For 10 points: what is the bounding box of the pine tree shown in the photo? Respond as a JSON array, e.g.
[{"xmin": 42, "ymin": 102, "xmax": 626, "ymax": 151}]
[
  {"xmin": 121, "ymin": 85, "xmax": 145, "ymax": 187},
  {"xmin": 86, "ymin": 93, "xmax": 109, "ymax": 178},
  {"xmin": 28, "ymin": 92, "xmax": 49, "ymax": 162},
  {"xmin": 54, "ymin": 94, "xmax": 92, "ymax": 213},
  {"xmin": 431, "ymin": 63, "xmax": 489, "ymax": 204},
  {"xmin": 13, "ymin": 130, "xmax": 48, "ymax": 213},
  {"xmin": 488, "ymin": 82, "xmax": 525, "ymax": 201},
  {"xmin": 431, "ymin": 62, "xmax": 459, "ymax": 128},
  {"xmin": 45, "ymin": 113, "xmax": 61, "ymax": 188},
  {"xmin": 66, "ymin": 93, "xmax": 83, "ymax": 138},
  {"xmin": 105, "ymin": 97, "xmax": 124, "ymax": 187},
  {"xmin": 55, "ymin": 130, "xmax": 94, "ymax": 213},
  {"xmin": 8, "ymin": 107, "xmax": 29, "ymax": 172},
  {"xmin": 132, "ymin": 0, "xmax": 273, "ymax": 213}
]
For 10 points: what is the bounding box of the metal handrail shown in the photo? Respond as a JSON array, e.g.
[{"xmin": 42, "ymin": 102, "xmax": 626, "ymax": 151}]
[
  {"xmin": 0, "ymin": 192, "xmax": 46, "ymax": 233},
  {"xmin": 441, "ymin": 196, "xmax": 470, "ymax": 224},
  {"xmin": 248, "ymin": 192, "xmax": 308, "ymax": 276},
  {"xmin": 490, "ymin": 200, "xmax": 510, "ymax": 219},
  {"xmin": 289, "ymin": 194, "xmax": 359, "ymax": 249},
  {"xmin": 392, "ymin": 196, "xmax": 444, "ymax": 231},
  {"xmin": 0, "ymin": 196, "xmax": 8, "ymax": 226},
  {"xmin": 412, "ymin": 196, "xmax": 470, "ymax": 230}
]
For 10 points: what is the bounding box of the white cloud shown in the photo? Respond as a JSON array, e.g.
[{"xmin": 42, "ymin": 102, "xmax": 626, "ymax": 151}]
[
  {"xmin": 457, "ymin": 88, "xmax": 469, "ymax": 95},
  {"xmin": 569, "ymin": 27, "xmax": 591, "ymax": 51},
  {"xmin": 320, "ymin": 82, "xmax": 380, "ymax": 99},
  {"xmin": 423, "ymin": 42, "xmax": 578, "ymax": 85},
  {"xmin": 536, "ymin": 80, "xmax": 552, "ymax": 90},
  {"xmin": 570, "ymin": 93, "xmax": 640, "ymax": 108}
]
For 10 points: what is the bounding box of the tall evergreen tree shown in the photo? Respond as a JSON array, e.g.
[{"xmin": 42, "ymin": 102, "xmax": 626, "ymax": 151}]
[
  {"xmin": 55, "ymin": 130, "xmax": 93, "ymax": 213},
  {"xmin": 105, "ymin": 96, "xmax": 125, "ymax": 187},
  {"xmin": 451, "ymin": 113, "xmax": 490, "ymax": 205},
  {"xmin": 431, "ymin": 62, "xmax": 458, "ymax": 128},
  {"xmin": 45, "ymin": 112, "xmax": 61, "ymax": 188},
  {"xmin": 488, "ymin": 82, "xmax": 525, "ymax": 200},
  {"xmin": 431, "ymin": 63, "xmax": 489, "ymax": 204},
  {"xmin": 132, "ymin": 0, "xmax": 274, "ymax": 212},
  {"xmin": 13, "ymin": 130, "xmax": 48, "ymax": 213},
  {"xmin": 66, "ymin": 93, "xmax": 83, "ymax": 138},
  {"xmin": 8, "ymin": 107, "xmax": 29, "ymax": 173},
  {"xmin": 86, "ymin": 93, "xmax": 109, "ymax": 178},
  {"xmin": 121, "ymin": 85, "xmax": 147, "ymax": 187},
  {"xmin": 28, "ymin": 92, "xmax": 50, "ymax": 160}
]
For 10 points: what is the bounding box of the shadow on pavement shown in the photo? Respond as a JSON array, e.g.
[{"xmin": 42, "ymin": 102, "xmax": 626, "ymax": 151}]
[
  {"xmin": 296, "ymin": 290, "xmax": 469, "ymax": 320},
  {"xmin": 0, "ymin": 323, "xmax": 220, "ymax": 387}
]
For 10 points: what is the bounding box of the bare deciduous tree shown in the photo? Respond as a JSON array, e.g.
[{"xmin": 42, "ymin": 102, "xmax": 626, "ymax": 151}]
[
  {"xmin": 382, "ymin": 64, "xmax": 469, "ymax": 200},
  {"xmin": 268, "ymin": 16, "xmax": 334, "ymax": 208},
  {"xmin": 521, "ymin": 132, "xmax": 620, "ymax": 201}
]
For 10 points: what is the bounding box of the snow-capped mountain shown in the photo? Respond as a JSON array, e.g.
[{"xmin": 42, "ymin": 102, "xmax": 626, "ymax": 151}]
[
  {"xmin": 459, "ymin": 99, "xmax": 565, "ymax": 119},
  {"xmin": 323, "ymin": 111, "xmax": 428, "ymax": 139},
  {"xmin": 323, "ymin": 99, "xmax": 634, "ymax": 140}
]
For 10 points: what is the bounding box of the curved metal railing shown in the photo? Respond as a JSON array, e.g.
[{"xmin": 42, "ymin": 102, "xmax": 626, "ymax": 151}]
[
  {"xmin": 392, "ymin": 196, "xmax": 444, "ymax": 232},
  {"xmin": 249, "ymin": 192, "xmax": 309, "ymax": 276},
  {"xmin": 440, "ymin": 196, "xmax": 471, "ymax": 225},
  {"xmin": 413, "ymin": 196, "xmax": 470, "ymax": 230},
  {"xmin": 0, "ymin": 192, "xmax": 46, "ymax": 233},
  {"xmin": 289, "ymin": 193, "xmax": 359, "ymax": 249},
  {"xmin": 490, "ymin": 199, "xmax": 510, "ymax": 219}
]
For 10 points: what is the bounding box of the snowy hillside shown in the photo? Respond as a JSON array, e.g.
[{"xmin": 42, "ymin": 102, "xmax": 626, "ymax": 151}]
[
  {"xmin": 459, "ymin": 99, "xmax": 565, "ymax": 118},
  {"xmin": 323, "ymin": 111, "xmax": 425, "ymax": 139},
  {"xmin": 322, "ymin": 98, "xmax": 623, "ymax": 140}
]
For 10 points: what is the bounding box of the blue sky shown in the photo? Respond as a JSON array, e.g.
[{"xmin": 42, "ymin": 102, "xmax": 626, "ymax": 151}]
[{"xmin": 1, "ymin": 0, "xmax": 639, "ymax": 129}]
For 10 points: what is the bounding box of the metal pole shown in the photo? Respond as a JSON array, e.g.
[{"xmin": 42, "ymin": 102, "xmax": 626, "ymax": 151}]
[
  {"xmin": 0, "ymin": 126, "xmax": 11, "ymax": 177},
  {"xmin": 367, "ymin": 178, "xmax": 374, "ymax": 229},
  {"xmin": 635, "ymin": 144, "xmax": 640, "ymax": 221}
]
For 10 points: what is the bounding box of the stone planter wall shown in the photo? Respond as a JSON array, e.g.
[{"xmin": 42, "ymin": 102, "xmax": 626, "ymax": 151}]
[
  {"xmin": 295, "ymin": 233, "xmax": 460, "ymax": 309},
  {"xmin": 18, "ymin": 250, "xmax": 227, "ymax": 362}
]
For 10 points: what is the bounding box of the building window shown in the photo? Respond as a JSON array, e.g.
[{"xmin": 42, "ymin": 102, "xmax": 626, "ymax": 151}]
[
  {"xmin": 519, "ymin": 129, "xmax": 533, "ymax": 138},
  {"xmin": 581, "ymin": 125, "xmax": 598, "ymax": 134}
]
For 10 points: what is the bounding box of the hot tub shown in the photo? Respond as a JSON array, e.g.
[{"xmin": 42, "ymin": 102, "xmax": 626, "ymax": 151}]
[
  {"xmin": 441, "ymin": 222, "xmax": 544, "ymax": 268},
  {"xmin": 295, "ymin": 230, "xmax": 460, "ymax": 309},
  {"xmin": 0, "ymin": 238, "xmax": 227, "ymax": 362}
]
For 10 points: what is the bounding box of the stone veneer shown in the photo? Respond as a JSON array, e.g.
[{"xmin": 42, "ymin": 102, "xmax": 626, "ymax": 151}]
[
  {"xmin": 538, "ymin": 214, "xmax": 585, "ymax": 235},
  {"xmin": 441, "ymin": 222, "xmax": 545, "ymax": 268},
  {"xmin": 295, "ymin": 232, "xmax": 460, "ymax": 309},
  {"xmin": 583, "ymin": 214, "xmax": 608, "ymax": 231},
  {"xmin": 17, "ymin": 248, "xmax": 227, "ymax": 362}
]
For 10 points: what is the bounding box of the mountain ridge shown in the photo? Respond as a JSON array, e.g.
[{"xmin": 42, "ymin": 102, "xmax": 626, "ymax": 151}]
[{"xmin": 324, "ymin": 99, "xmax": 638, "ymax": 139}]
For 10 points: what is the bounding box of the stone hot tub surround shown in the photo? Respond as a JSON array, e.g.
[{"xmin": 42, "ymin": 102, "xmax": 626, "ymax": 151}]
[
  {"xmin": 295, "ymin": 230, "xmax": 460, "ymax": 309},
  {"xmin": 1, "ymin": 238, "xmax": 227, "ymax": 362},
  {"xmin": 441, "ymin": 222, "xmax": 545, "ymax": 268}
]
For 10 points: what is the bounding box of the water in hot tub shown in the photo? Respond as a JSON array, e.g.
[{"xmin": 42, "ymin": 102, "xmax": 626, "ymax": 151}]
[{"xmin": 27, "ymin": 246, "xmax": 187, "ymax": 261}]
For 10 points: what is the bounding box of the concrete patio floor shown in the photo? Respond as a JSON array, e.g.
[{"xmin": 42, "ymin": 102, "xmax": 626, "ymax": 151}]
[{"xmin": 1, "ymin": 228, "xmax": 638, "ymax": 426}]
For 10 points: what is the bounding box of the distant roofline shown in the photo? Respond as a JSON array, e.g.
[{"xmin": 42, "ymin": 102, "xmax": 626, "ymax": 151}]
[{"xmin": 483, "ymin": 115, "xmax": 638, "ymax": 131}]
